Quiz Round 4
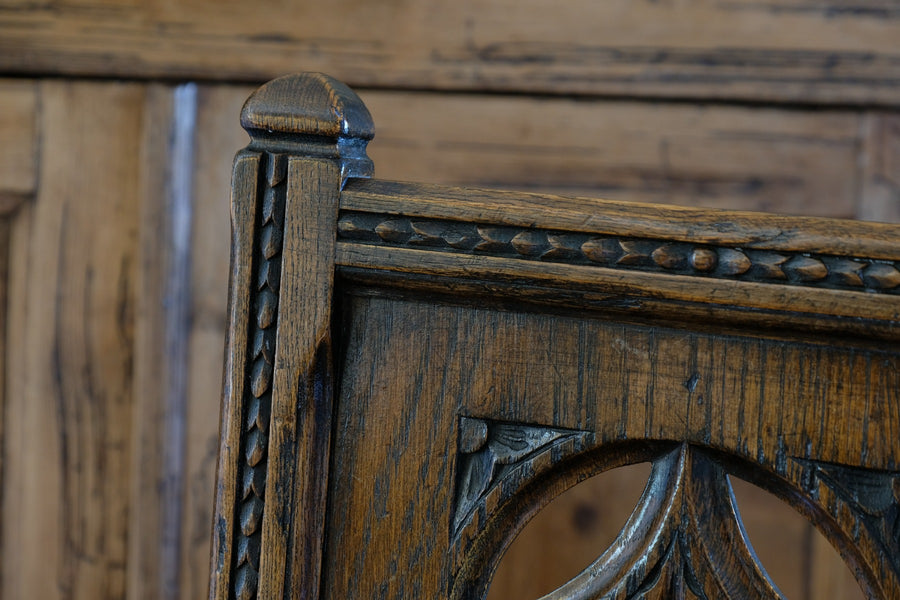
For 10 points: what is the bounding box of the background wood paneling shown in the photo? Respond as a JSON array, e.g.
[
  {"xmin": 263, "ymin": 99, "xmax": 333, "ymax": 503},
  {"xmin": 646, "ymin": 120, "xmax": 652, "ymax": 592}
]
[
  {"xmin": 2, "ymin": 80, "xmax": 142, "ymax": 600},
  {"xmin": 0, "ymin": 2, "xmax": 896, "ymax": 599},
  {"xmin": 0, "ymin": 80, "xmax": 36, "ymax": 565},
  {"xmin": 361, "ymin": 91, "xmax": 866, "ymax": 216},
  {"xmin": 130, "ymin": 82, "xmax": 196, "ymax": 600},
  {"xmin": 0, "ymin": 81, "xmax": 37, "ymax": 213},
  {"xmin": 860, "ymin": 113, "xmax": 900, "ymax": 223},
  {"xmin": 1, "ymin": 0, "xmax": 899, "ymax": 105},
  {"xmin": 178, "ymin": 85, "xmax": 250, "ymax": 600}
]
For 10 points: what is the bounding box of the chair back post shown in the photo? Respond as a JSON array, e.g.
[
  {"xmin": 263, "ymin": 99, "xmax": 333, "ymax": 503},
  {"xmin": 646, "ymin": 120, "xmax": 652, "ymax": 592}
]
[{"xmin": 209, "ymin": 73, "xmax": 374, "ymax": 600}]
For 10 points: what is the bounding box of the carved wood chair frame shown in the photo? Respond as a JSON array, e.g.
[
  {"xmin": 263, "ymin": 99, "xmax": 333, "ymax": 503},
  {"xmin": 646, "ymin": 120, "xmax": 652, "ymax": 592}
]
[{"xmin": 209, "ymin": 73, "xmax": 900, "ymax": 600}]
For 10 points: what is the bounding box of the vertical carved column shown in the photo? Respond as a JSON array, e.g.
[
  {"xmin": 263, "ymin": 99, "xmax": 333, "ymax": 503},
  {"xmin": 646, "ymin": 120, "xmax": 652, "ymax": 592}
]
[{"xmin": 209, "ymin": 74, "xmax": 373, "ymax": 600}]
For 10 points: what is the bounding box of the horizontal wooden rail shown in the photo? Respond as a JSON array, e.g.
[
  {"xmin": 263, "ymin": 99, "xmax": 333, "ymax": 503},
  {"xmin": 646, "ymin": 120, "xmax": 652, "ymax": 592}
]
[{"xmin": 337, "ymin": 178, "xmax": 900, "ymax": 340}]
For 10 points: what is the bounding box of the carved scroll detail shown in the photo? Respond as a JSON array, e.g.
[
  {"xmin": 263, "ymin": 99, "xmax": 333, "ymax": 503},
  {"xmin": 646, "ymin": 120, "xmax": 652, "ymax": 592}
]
[
  {"xmin": 454, "ymin": 417, "xmax": 589, "ymax": 536},
  {"xmin": 337, "ymin": 212, "xmax": 900, "ymax": 293},
  {"xmin": 232, "ymin": 154, "xmax": 287, "ymax": 600}
]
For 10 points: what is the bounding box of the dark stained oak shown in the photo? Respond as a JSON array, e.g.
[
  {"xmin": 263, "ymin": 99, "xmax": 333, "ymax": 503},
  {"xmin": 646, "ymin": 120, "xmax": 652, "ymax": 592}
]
[{"xmin": 210, "ymin": 74, "xmax": 900, "ymax": 600}]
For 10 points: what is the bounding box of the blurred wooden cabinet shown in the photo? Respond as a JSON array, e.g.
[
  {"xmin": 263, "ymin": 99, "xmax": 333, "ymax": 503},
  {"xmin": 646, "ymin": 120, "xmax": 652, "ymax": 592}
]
[{"xmin": 0, "ymin": 2, "xmax": 898, "ymax": 599}]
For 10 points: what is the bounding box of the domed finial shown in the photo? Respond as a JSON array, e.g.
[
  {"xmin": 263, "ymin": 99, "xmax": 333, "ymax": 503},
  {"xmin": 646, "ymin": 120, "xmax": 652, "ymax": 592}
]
[{"xmin": 241, "ymin": 73, "xmax": 374, "ymax": 181}]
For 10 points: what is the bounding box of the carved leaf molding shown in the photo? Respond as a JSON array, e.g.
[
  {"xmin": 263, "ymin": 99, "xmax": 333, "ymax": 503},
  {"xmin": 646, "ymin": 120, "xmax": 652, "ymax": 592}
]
[
  {"xmin": 233, "ymin": 153, "xmax": 287, "ymax": 600},
  {"xmin": 337, "ymin": 212, "xmax": 900, "ymax": 294}
]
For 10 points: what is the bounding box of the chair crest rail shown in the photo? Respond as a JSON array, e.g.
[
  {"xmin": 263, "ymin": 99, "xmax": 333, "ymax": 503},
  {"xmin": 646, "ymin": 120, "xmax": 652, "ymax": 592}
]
[{"xmin": 335, "ymin": 179, "xmax": 900, "ymax": 340}]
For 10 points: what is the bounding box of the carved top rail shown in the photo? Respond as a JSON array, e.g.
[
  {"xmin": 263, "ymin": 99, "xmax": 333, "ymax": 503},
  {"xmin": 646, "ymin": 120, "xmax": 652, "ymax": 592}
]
[
  {"xmin": 336, "ymin": 178, "xmax": 900, "ymax": 341},
  {"xmin": 210, "ymin": 73, "xmax": 900, "ymax": 600}
]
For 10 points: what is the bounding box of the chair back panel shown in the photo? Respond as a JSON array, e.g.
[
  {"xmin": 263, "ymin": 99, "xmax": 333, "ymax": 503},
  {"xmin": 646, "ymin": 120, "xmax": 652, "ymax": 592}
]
[{"xmin": 210, "ymin": 73, "xmax": 900, "ymax": 600}]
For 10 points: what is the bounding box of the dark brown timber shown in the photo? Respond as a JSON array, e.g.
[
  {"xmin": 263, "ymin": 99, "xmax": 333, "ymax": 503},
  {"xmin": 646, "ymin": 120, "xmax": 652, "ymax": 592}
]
[{"xmin": 211, "ymin": 73, "xmax": 900, "ymax": 600}]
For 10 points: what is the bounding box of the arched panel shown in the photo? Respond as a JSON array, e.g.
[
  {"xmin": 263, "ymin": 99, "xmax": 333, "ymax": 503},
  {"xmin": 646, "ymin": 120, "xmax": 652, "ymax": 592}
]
[{"xmin": 450, "ymin": 439, "xmax": 890, "ymax": 600}]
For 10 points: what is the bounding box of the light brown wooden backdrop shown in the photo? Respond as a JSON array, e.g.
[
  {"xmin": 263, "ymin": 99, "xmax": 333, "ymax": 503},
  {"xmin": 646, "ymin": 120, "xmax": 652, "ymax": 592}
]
[{"xmin": 0, "ymin": 2, "xmax": 897, "ymax": 599}]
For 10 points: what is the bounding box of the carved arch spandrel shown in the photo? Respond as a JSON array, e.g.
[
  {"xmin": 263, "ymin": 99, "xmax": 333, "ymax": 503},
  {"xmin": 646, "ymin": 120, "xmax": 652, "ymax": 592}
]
[
  {"xmin": 449, "ymin": 433, "xmax": 897, "ymax": 600},
  {"xmin": 453, "ymin": 417, "xmax": 594, "ymax": 539},
  {"xmin": 787, "ymin": 457, "xmax": 900, "ymax": 598}
]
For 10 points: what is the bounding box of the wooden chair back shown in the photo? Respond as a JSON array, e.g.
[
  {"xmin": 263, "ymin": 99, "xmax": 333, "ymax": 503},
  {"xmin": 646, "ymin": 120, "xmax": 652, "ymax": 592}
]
[{"xmin": 209, "ymin": 73, "xmax": 900, "ymax": 600}]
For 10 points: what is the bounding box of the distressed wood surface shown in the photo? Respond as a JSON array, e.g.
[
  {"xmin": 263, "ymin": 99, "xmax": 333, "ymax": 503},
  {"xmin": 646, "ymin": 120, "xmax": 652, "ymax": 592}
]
[
  {"xmin": 1, "ymin": 70, "xmax": 893, "ymax": 600},
  {"xmin": 257, "ymin": 157, "xmax": 342, "ymax": 600},
  {"xmin": 2, "ymin": 80, "xmax": 141, "ymax": 600},
  {"xmin": 182, "ymin": 85, "xmax": 894, "ymax": 599},
  {"xmin": 134, "ymin": 83, "xmax": 899, "ymax": 598},
  {"xmin": 339, "ymin": 179, "xmax": 900, "ymax": 257},
  {"xmin": 209, "ymin": 74, "xmax": 373, "ymax": 600},
  {"xmin": 209, "ymin": 150, "xmax": 259, "ymax": 600},
  {"xmin": 336, "ymin": 180, "xmax": 900, "ymax": 341},
  {"xmin": 2, "ymin": 0, "xmax": 900, "ymax": 105},
  {"xmin": 488, "ymin": 459, "xmax": 865, "ymax": 600}
]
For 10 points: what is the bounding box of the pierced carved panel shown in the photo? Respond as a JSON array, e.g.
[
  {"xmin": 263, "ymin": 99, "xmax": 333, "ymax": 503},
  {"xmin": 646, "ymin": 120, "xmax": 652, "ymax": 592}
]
[
  {"xmin": 536, "ymin": 445, "xmax": 786, "ymax": 600},
  {"xmin": 451, "ymin": 439, "xmax": 895, "ymax": 600}
]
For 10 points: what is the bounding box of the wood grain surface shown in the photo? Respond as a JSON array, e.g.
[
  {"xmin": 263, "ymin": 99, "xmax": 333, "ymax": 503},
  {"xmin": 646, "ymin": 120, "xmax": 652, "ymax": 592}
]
[
  {"xmin": 860, "ymin": 113, "xmax": 900, "ymax": 223},
  {"xmin": 0, "ymin": 70, "xmax": 893, "ymax": 599},
  {"xmin": 129, "ymin": 82, "xmax": 202, "ymax": 600},
  {"xmin": 179, "ymin": 85, "xmax": 250, "ymax": 600},
  {"xmin": 361, "ymin": 91, "xmax": 867, "ymax": 218},
  {"xmin": 209, "ymin": 74, "xmax": 898, "ymax": 600},
  {"xmin": 106, "ymin": 85, "xmax": 895, "ymax": 219},
  {"xmin": 2, "ymin": 0, "xmax": 899, "ymax": 105},
  {"xmin": 0, "ymin": 81, "xmax": 37, "ymax": 214},
  {"xmin": 323, "ymin": 293, "xmax": 898, "ymax": 599},
  {"xmin": 2, "ymin": 80, "xmax": 142, "ymax": 600}
]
